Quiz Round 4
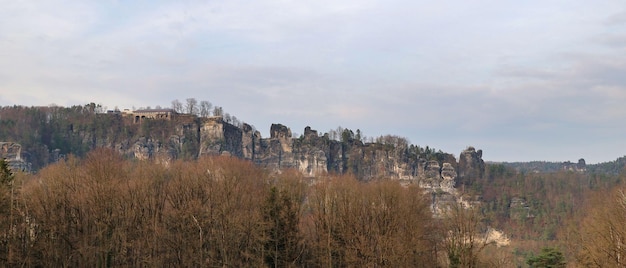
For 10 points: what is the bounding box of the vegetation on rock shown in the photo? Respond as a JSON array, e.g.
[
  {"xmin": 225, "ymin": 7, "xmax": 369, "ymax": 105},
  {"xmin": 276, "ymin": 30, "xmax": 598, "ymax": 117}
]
[{"xmin": 2, "ymin": 102, "xmax": 626, "ymax": 266}]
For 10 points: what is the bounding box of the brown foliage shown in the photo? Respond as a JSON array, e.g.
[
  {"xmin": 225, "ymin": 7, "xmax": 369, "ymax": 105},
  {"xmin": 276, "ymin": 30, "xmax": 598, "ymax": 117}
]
[
  {"xmin": 2, "ymin": 148, "xmax": 444, "ymax": 267},
  {"xmin": 303, "ymin": 176, "xmax": 438, "ymax": 267},
  {"xmin": 570, "ymin": 187, "xmax": 626, "ymax": 267},
  {"xmin": 5, "ymin": 150, "xmax": 270, "ymax": 266},
  {"xmin": 439, "ymin": 204, "xmax": 491, "ymax": 268}
]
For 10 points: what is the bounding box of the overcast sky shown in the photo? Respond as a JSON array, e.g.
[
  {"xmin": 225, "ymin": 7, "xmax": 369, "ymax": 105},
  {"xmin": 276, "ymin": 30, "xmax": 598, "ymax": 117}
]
[{"xmin": 1, "ymin": 1, "xmax": 625, "ymax": 163}]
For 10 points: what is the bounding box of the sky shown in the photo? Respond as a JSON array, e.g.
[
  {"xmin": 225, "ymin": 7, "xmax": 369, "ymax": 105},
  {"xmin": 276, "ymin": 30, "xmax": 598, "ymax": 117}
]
[{"xmin": 1, "ymin": 1, "xmax": 625, "ymax": 164}]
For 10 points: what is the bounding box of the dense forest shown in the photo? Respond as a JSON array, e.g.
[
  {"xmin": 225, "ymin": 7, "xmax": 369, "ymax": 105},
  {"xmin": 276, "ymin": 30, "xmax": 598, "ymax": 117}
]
[
  {"xmin": 0, "ymin": 149, "xmax": 499, "ymax": 267},
  {"xmin": 1, "ymin": 149, "xmax": 625, "ymax": 267},
  {"xmin": 0, "ymin": 103, "xmax": 200, "ymax": 169},
  {"xmin": 499, "ymin": 159, "xmax": 626, "ymax": 175},
  {"xmin": 0, "ymin": 103, "xmax": 449, "ymax": 172},
  {"xmin": 2, "ymin": 103, "xmax": 626, "ymax": 267}
]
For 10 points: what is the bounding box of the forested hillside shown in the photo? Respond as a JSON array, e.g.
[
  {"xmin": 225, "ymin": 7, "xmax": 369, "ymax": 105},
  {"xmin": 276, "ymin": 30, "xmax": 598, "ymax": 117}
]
[
  {"xmin": 2, "ymin": 103, "xmax": 626, "ymax": 267},
  {"xmin": 0, "ymin": 103, "xmax": 472, "ymax": 183},
  {"xmin": 0, "ymin": 104, "xmax": 188, "ymax": 169},
  {"xmin": 0, "ymin": 149, "xmax": 509, "ymax": 267},
  {"xmin": 466, "ymin": 163, "xmax": 626, "ymax": 265},
  {"xmin": 2, "ymin": 149, "xmax": 625, "ymax": 267},
  {"xmin": 499, "ymin": 158, "xmax": 626, "ymax": 175}
]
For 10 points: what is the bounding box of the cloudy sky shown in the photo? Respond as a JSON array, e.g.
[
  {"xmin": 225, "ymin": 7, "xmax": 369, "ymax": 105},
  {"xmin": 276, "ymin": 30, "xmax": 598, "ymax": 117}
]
[{"xmin": 1, "ymin": 1, "xmax": 625, "ymax": 163}]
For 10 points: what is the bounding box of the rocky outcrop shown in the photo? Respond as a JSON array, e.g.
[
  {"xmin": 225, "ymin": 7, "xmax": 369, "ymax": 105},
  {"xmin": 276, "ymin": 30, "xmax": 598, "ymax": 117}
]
[
  {"xmin": 241, "ymin": 123, "xmax": 261, "ymax": 160},
  {"xmin": 563, "ymin": 159, "xmax": 586, "ymax": 172},
  {"xmin": 457, "ymin": 146, "xmax": 485, "ymax": 187},
  {"xmin": 422, "ymin": 161, "xmax": 443, "ymax": 188},
  {"xmin": 292, "ymin": 127, "xmax": 331, "ymax": 176},
  {"xmin": 199, "ymin": 117, "xmax": 243, "ymax": 157},
  {"xmin": 2, "ymin": 114, "xmax": 489, "ymax": 219},
  {"xmin": 252, "ymin": 125, "xmax": 338, "ymax": 176},
  {"xmin": 253, "ymin": 124, "xmax": 295, "ymax": 171},
  {"xmin": 0, "ymin": 110, "xmax": 486, "ymax": 188},
  {"xmin": 0, "ymin": 106, "xmax": 501, "ymax": 243},
  {"xmin": 416, "ymin": 160, "xmax": 460, "ymax": 216},
  {"xmin": 509, "ymin": 197, "xmax": 534, "ymax": 220},
  {"xmin": 440, "ymin": 163, "xmax": 457, "ymax": 190},
  {"xmin": 123, "ymin": 117, "xmax": 244, "ymax": 164},
  {"xmin": 0, "ymin": 142, "xmax": 30, "ymax": 172},
  {"xmin": 117, "ymin": 121, "xmax": 484, "ymax": 188}
]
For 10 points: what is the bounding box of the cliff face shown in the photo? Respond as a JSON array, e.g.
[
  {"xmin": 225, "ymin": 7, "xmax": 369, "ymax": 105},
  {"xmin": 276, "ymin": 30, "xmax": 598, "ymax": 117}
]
[
  {"xmin": 457, "ymin": 146, "xmax": 485, "ymax": 187},
  {"xmin": 238, "ymin": 124, "xmax": 484, "ymax": 189},
  {"xmin": 0, "ymin": 142, "xmax": 30, "ymax": 172},
  {"xmin": 198, "ymin": 117, "xmax": 243, "ymax": 157},
  {"xmin": 98, "ymin": 118, "xmax": 486, "ymax": 186},
  {"xmin": 0, "ymin": 108, "xmax": 485, "ymax": 188},
  {"xmin": 2, "ymin": 111, "xmax": 488, "ymax": 217}
]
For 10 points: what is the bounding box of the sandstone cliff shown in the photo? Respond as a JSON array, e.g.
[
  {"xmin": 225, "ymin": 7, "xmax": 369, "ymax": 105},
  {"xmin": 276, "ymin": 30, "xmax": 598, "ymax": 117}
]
[
  {"xmin": 0, "ymin": 142, "xmax": 30, "ymax": 172},
  {"xmin": 0, "ymin": 106, "xmax": 486, "ymax": 189},
  {"xmin": 457, "ymin": 146, "xmax": 485, "ymax": 187},
  {"xmin": 1, "ymin": 108, "xmax": 490, "ymax": 219}
]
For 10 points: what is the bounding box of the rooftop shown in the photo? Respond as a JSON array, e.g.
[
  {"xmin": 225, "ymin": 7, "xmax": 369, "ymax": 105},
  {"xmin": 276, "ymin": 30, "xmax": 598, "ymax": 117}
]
[{"xmin": 133, "ymin": 108, "xmax": 177, "ymax": 113}]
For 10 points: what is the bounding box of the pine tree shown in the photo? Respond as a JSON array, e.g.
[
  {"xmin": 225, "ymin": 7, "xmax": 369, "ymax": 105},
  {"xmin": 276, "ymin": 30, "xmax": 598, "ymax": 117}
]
[
  {"xmin": 0, "ymin": 158, "xmax": 15, "ymax": 263},
  {"xmin": 526, "ymin": 247, "xmax": 566, "ymax": 268},
  {"xmin": 263, "ymin": 186, "xmax": 301, "ymax": 267}
]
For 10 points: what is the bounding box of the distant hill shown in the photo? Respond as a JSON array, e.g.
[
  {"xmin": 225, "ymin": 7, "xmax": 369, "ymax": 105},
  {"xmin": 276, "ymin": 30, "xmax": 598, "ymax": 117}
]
[
  {"xmin": 587, "ymin": 156, "xmax": 626, "ymax": 175},
  {"xmin": 494, "ymin": 157, "xmax": 626, "ymax": 175},
  {"xmin": 495, "ymin": 159, "xmax": 587, "ymax": 174}
]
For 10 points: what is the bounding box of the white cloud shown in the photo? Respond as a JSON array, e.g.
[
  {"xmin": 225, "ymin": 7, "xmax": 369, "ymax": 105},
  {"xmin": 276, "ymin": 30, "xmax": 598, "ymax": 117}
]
[{"xmin": 1, "ymin": 1, "xmax": 626, "ymax": 162}]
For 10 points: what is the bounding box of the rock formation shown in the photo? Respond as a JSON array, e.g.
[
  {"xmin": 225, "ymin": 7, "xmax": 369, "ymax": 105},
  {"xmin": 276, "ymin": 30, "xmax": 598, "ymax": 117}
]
[
  {"xmin": 1, "ymin": 112, "xmax": 490, "ymax": 219},
  {"xmin": 440, "ymin": 163, "xmax": 457, "ymax": 190},
  {"xmin": 457, "ymin": 146, "xmax": 485, "ymax": 187},
  {"xmin": 0, "ymin": 109, "xmax": 486, "ymax": 189},
  {"xmin": 562, "ymin": 158, "xmax": 587, "ymax": 172},
  {"xmin": 0, "ymin": 142, "xmax": 30, "ymax": 172},
  {"xmin": 199, "ymin": 117, "xmax": 243, "ymax": 157}
]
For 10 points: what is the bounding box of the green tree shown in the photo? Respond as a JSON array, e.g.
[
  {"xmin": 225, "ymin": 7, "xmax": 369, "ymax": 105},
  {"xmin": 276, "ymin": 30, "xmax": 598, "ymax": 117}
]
[
  {"xmin": 0, "ymin": 158, "xmax": 13, "ymax": 186},
  {"xmin": 0, "ymin": 158, "xmax": 14, "ymax": 263},
  {"xmin": 341, "ymin": 129, "xmax": 354, "ymax": 143},
  {"xmin": 263, "ymin": 186, "xmax": 301, "ymax": 267},
  {"xmin": 526, "ymin": 247, "xmax": 565, "ymax": 268}
]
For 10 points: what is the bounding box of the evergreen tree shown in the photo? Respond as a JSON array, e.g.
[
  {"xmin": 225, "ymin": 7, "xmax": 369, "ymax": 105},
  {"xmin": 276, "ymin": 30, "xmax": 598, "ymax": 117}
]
[
  {"xmin": 263, "ymin": 186, "xmax": 301, "ymax": 267},
  {"xmin": 527, "ymin": 247, "xmax": 566, "ymax": 268},
  {"xmin": 0, "ymin": 158, "xmax": 15, "ymax": 263},
  {"xmin": 0, "ymin": 158, "xmax": 13, "ymax": 186}
]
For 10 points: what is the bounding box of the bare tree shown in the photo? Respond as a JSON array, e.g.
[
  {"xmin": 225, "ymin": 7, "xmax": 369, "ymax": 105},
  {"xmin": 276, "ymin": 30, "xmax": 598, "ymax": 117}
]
[
  {"xmin": 213, "ymin": 106, "xmax": 223, "ymax": 117},
  {"xmin": 304, "ymin": 177, "xmax": 437, "ymax": 267},
  {"xmin": 440, "ymin": 203, "xmax": 491, "ymax": 268},
  {"xmin": 224, "ymin": 113, "xmax": 232, "ymax": 123},
  {"xmin": 199, "ymin": 101, "xmax": 212, "ymax": 117},
  {"xmin": 335, "ymin": 127, "xmax": 344, "ymax": 141},
  {"xmin": 185, "ymin": 98, "xmax": 199, "ymax": 115},
  {"xmin": 171, "ymin": 99, "xmax": 183, "ymax": 113},
  {"xmin": 574, "ymin": 189, "xmax": 626, "ymax": 267},
  {"xmin": 327, "ymin": 129, "xmax": 338, "ymax": 141},
  {"xmin": 231, "ymin": 116, "xmax": 241, "ymax": 127}
]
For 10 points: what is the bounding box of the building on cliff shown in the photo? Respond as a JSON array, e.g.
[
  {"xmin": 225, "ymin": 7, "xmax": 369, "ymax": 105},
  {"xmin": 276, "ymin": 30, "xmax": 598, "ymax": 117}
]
[{"xmin": 130, "ymin": 109, "xmax": 178, "ymax": 123}]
